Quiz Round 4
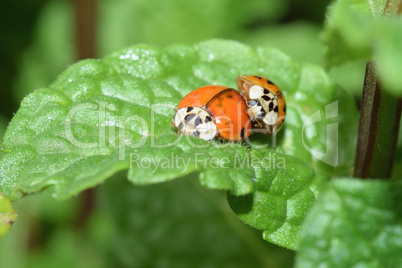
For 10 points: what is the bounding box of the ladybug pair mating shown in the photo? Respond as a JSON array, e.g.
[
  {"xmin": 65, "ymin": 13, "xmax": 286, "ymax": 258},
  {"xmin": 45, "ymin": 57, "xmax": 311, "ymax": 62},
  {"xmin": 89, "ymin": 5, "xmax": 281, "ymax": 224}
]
[{"xmin": 173, "ymin": 75, "xmax": 286, "ymax": 141}]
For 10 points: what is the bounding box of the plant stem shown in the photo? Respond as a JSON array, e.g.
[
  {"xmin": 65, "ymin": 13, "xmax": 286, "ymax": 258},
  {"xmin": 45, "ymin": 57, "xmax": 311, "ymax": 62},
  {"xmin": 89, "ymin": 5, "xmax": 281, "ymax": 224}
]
[
  {"xmin": 354, "ymin": 0, "xmax": 402, "ymax": 179},
  {"xmin": 73, "ymin": 0, "xmax": 97, "ymax": 59},
  {"xmin": 354, "ymin": 62, "xmax": 401, "ymax": 179},
  {"xmin": 73, "ymin": 0, "xmax": 98, "ymax": 227}
]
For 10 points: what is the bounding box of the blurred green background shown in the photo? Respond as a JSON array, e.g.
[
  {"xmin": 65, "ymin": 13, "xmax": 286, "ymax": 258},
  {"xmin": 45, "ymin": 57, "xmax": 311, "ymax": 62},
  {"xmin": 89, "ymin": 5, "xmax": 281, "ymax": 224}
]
[{"xmin": 0, "ymin": 0, "xmax": 364, "ymax": 267}]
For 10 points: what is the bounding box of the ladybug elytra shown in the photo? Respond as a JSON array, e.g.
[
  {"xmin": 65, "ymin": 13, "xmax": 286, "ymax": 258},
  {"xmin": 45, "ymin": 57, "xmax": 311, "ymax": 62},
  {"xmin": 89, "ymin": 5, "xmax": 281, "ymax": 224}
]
[{"xmin": 174, "ymin": 85, "xmax": 252, "ymax": 141}]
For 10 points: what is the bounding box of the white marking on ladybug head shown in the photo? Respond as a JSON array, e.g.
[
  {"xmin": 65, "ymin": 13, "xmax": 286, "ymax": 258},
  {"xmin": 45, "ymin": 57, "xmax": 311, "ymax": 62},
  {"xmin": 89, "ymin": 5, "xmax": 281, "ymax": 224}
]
[
  {"xmin": 174, "ymin": 107, "xmax": 218, "ymax": 141},
  {"xmin": 249, "ymin": 85, "xmax": 265, "ymax": 99}
]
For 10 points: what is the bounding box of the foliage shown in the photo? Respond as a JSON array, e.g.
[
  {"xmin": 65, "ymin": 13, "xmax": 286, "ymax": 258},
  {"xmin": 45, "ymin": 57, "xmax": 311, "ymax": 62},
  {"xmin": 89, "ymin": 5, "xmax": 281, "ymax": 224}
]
[
  {"xmin": 228, "ymin": 151, "xmax": 328, "ymax": 249},
  {"xmin": 1, "ymin": 0, "xmax": 402, "ymax": 266},
  {"xmin": 296, "ymin": 178, "xmax": 402, "ymax": 267},
  {"xmin": 322, "ymin": 0, "xmax": 402, "ymax": 95},
  {"xmin": 0, "ymin": 40, "xmax": 358, "ymax": 247}
]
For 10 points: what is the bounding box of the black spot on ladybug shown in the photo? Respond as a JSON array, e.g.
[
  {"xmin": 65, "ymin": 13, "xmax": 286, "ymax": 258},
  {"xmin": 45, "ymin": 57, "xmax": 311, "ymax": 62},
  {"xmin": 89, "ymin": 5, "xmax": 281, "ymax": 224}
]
[
  {"xmin": 205, "ymin": 116, "xmax": 213, "ymax": 123},
  {"xmin": 262, "ymin": 95, "xmax": 271, "ymax": 101},
  {"xmin": 269, "ymin": 102, "xmax": 274, "ymax": 112},
  {"xmin": 186, "ymin": 107, "xmax": 194, "ymax": 112},
  {"xmin": 267, "ymin": 79, "xmax": 274, "ymax": 85},
  {"xmin": 274, "ymin": 106, "xmax": 278, "ymax": 113},
  {"xmin": 195, "ymin": 116, "xmax": 202, "ymax": 126},
  {"xmin": 226, "ymin": 94, "xmax": 233, "ymax": 98},
  {"xmin": 263, "ymin": 89, "xmax": 270, "ymax": 94},
  {"xmin": 254, "ymin": 75, "xmax": 263, "ymax": 79},
  {"xmin": 179, "ymin": 123, "xmax": 184, "ymax": 129},
  {"xmin": 257, "ymin": 111, "xmax": 266, "ymax": 120},
  {"xmin": 185, "ymin": 113, "xmax": 196, "ymax": 123},
  {"xmin": 193, "ymin": 131, "xmax": 200, "ymax": 137},
  {"xmin": 249, "ymin": 99, "xmax": 258, "ymax": 106},
  {"xmin": 240, "ymin": 128, "xmax": 245, "ymax": 138}
]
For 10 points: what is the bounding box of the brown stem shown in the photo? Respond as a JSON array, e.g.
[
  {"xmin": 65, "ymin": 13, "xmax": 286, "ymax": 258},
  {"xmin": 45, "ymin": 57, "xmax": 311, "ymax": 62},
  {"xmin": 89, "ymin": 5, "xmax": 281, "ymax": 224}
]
[
  {"xmin": 72, "ymin": 0, "xmax": 97, "ymax": 227},
  {"xmin": 354, "ymin": 62, "xmax": 401, "ymax": 178},
  {"xmin": 354, "ymin": 0, "xmax": 402, "ymax": 179},
  {"xmin": 74, "ymin": 187, "xmax": 97, "ymax": 228},
  {"xmin": 72, "ymin": 0, "xmax": 97, "ymax": 59}
]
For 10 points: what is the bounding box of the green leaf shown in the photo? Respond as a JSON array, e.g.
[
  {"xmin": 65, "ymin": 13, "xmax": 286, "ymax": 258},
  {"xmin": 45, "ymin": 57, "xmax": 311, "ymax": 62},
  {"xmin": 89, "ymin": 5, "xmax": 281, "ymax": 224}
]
[
  {"xmin": 0, "ymin": 192, "xmax": 17, "ymax": 237},
  {"xmin": 98, "ymin": 173, "xmax": 295, "ymax": 267},
  {"xmin": 0, "ymin": 40, "xmax": 358, "ymax": 202},
  {"xmin": 322, "ymin": 0, "xmax": 402, "ymax": 95},
  {"xmin": 296, "ymin": 178, "xmax": 402, "ymax": 267},
  {"xmin": 322, "ymin": 0, "xmax": 387, "ymax": 66},
  {"xmin": 228, "ymin": 149, "xmax": 328, "ymax": 249},
  {"xmin": 1, "ymin": 40, "xmax": 358, "ymax": 249}
]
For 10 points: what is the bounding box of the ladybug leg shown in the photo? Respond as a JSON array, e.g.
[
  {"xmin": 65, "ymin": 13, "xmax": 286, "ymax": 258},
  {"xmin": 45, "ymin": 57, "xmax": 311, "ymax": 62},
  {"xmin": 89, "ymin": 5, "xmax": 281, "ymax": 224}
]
[
  {"xmin": 171, "ymin": 119, "xmax": 180, "ymax": 134},
  {"xmin": 240, "ymin": 91, "xmax": 248, "ymax": 101},
  {"xmin": 254, "ymin": 120, "xmax": 264, "ymax": 128},
  {"xmin": 246, "ymin": 99, "xmax": 264, "ymax": 124},
  {"xmin": 260, "ymin": 125, "xmax": 274, "ymax": 136}
]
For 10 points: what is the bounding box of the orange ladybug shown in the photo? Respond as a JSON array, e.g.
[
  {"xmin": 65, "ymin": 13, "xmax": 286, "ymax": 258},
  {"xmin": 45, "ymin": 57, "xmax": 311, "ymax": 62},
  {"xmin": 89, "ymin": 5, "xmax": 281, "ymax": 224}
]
[
  {"xmin": 174, "ymin": 85, "xmax": 252, "ymax": 141},
  {"xmin": 236, "ymin": 75, "xmax": 286, "ymax": 135}
]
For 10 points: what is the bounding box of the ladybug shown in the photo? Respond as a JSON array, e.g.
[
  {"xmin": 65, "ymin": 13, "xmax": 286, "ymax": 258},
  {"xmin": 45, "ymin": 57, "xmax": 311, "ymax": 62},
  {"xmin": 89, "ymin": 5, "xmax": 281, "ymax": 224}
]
[
  {"xmin": 174, "ymin": 85, "xmax": 252, "ymax": 141},
  {"xmin": 236, "ymin": 75, "xmax": 286, "ymax": 135}
]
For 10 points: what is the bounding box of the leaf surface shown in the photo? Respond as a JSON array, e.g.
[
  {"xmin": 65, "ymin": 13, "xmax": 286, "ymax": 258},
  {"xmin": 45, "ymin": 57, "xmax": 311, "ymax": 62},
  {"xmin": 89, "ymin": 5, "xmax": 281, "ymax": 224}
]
[
  {"xmin": 296, "ymin": 178, "xmax": 402, "ymax": 267},
  {"xmin": 0, "ymin": 40, "xmax": 358, "ymax": 248},
  {"xmin": 228, "ymin": 149, "xmax": 328, "ymax": 249}
]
